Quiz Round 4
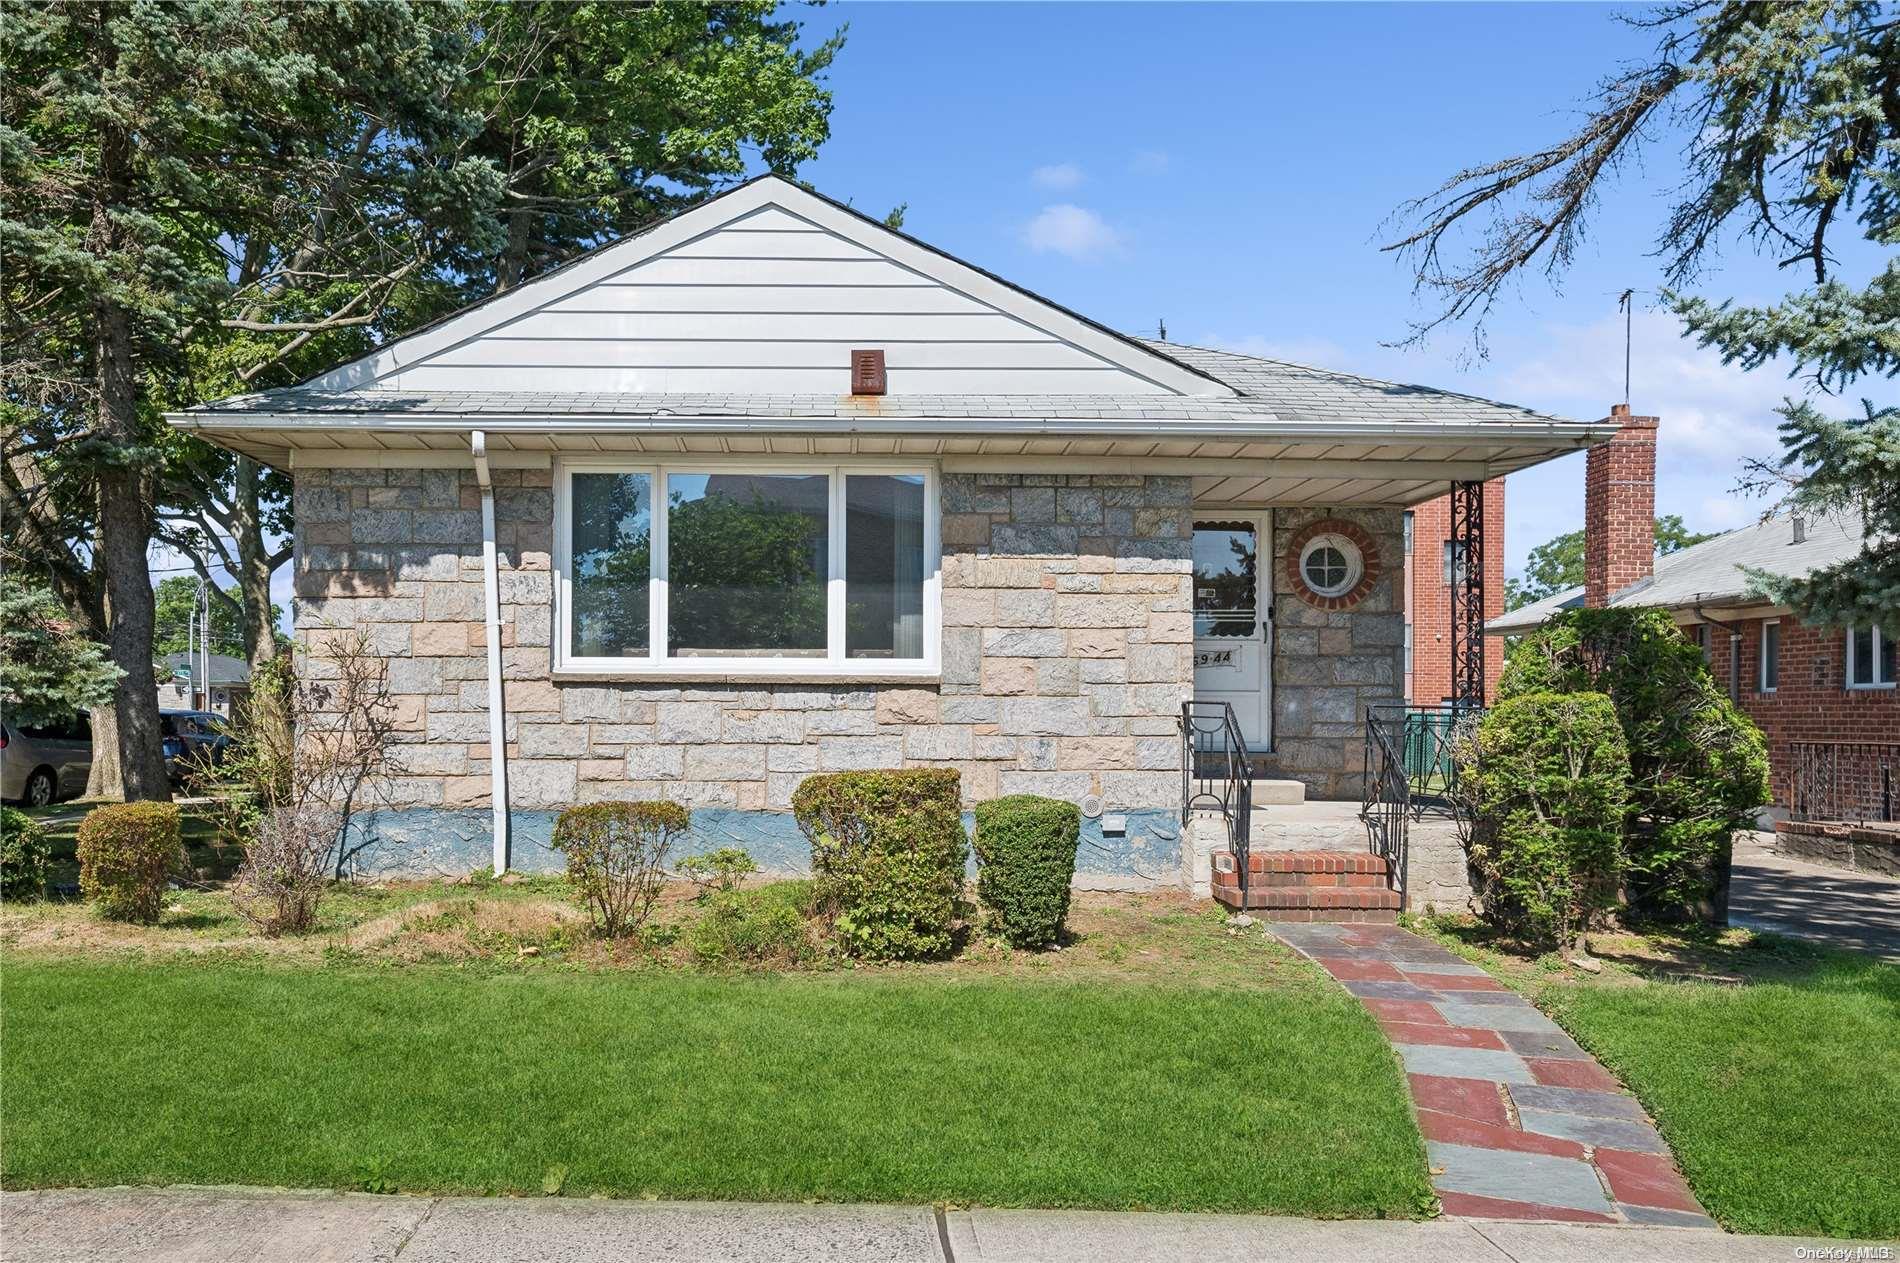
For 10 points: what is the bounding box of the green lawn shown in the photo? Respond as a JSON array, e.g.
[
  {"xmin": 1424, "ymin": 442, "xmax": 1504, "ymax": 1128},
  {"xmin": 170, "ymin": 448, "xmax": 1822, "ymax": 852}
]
[
  {"xmin": 1418, "ymin": 919, "xmax": 1900, "ymax": 1240},
  {"xmin": 0, "ymin": 957, "xmax": 1431, "ymax": 1215}
]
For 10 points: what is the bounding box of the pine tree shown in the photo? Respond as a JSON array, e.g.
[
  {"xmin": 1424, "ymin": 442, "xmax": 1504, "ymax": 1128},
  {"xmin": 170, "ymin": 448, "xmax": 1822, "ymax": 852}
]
[{"xmin": 1389, "ymin": 1, "xmax": 1897, "ymax": 632}]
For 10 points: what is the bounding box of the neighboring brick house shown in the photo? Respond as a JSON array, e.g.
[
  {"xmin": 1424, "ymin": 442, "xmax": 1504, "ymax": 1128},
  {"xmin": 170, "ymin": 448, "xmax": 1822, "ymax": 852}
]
[
  {"xmin": 1404, "ymin": 481, "xmax": 1506, "ymax": 705},
  {"xmin": 1489, "ymin": 409, "xmax": 1897, "ymax": 820},
  {"xmin": 168, "ymin": 176, "xmax": 1616, "ymax": 880}
]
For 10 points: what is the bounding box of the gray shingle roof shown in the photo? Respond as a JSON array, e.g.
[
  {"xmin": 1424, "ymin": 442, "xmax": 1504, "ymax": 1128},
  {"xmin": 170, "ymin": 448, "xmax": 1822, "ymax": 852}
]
[
  {"xmin": 1140, "ymin": 341, "xmax": 1578, "ymax": 428},
  {"xmin": 1487, "ymin": 509, "xmax": 1871, "ymax": 633},
  {"xmin": 178, "ymin": 341, "xmax": 1585, "ymax": 433}
]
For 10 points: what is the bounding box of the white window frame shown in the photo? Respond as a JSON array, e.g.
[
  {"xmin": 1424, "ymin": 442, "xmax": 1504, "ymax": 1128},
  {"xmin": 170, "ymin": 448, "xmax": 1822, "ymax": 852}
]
[
  {"xmin": 1758, "ymin": 619, "xmax": 1779, "ymax": 694},
  {"xmin": 1846, "ymin": 625, "xmax": 1895, "ymax": 690},
  {"xmin": 553, "ymin": 457, "xmax": 942, "ymax": 679}
]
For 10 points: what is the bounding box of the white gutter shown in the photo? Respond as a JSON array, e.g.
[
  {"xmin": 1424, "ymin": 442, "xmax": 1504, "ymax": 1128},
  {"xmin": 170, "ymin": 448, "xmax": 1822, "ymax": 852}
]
[
  {"xmin": 166, "ymin": 411, "xmax": 1614, "ymax": 445},
  {"xmin": 471, "ymin": 430, "xmax": 510, "ymax": 874}
]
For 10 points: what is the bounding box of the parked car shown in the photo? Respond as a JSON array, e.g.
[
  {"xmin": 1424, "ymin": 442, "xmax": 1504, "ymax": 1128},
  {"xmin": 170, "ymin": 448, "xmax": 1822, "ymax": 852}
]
[
  {"xmin": 2, "ymin": 714, "xmax": 93, "ymax": 807},
  {"xmin": 161, "ymin": 710, "xmax": 232, "ymax": 783}
]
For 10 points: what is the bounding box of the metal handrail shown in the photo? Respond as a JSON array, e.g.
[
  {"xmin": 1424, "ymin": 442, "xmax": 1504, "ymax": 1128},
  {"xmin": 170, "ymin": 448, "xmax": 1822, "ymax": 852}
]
[
  {"xmin": 1791, "ymin": 741, "xmax": 1898, "ymax": 824},
  {"xmin": 1360, "ymin": 706, "xmax": 1412, "ymax": 900},
  {"xmin": 1180, "ymin": 701, "xmax": 1253, "ymax": 906},
  {"xmin": 1365, "ymin": 702, "xmax": 1481, "ymax": 819}
]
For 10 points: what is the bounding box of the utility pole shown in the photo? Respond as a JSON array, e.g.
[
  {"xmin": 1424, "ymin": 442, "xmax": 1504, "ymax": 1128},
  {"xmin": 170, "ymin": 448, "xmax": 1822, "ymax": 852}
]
[
  {"xmin": 199, "ymin": 577, "xmax": 211, "ymax": 711},
  {"xmin": 186, "ymin": 590, "xmax": 199, "ymax": 711}
]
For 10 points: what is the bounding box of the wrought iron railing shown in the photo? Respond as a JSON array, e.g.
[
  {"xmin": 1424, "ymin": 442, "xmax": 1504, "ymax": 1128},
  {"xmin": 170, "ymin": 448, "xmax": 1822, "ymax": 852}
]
[
  {"xmin": 1360, "ymin": 704, "xmax": 1482, "ymax": 901},
  {"xmin": 1360, "ymin": 706, "xmax": 1411, "ymax": 900},
  {"xmin": 1365, "ymin": 703, "xmax": 1481, "ymax": 819},
  {"xmin": 1180, "ymin": 701, "xmax": 1253, "ymax": 906},
  {"xmin": 1791, "ymin": 741, "xmax": 1898, "ymax": 824}
]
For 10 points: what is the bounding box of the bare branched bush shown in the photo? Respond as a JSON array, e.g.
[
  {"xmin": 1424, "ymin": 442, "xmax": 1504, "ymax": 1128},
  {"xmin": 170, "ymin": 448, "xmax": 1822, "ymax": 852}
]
[
  {"xmin": 230, "ymin": 803, "xmax": 344, "ymax": 935},
  {"xmin": 218, "ymin": 631, "xmax": 398, "ymax": 933}
]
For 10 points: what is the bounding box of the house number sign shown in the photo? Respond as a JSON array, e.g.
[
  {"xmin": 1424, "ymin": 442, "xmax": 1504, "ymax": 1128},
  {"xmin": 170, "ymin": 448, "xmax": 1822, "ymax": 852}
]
[{"xmin": 1194, "ymin": 648, "xmax": 1238, "ymax": 669}]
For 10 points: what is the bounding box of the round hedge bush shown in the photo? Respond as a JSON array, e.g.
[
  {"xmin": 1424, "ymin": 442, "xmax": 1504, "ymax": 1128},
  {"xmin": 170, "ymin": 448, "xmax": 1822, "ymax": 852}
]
[
  {"xmin": 973, "ymin": 794, "xmax": 1080, "ymax": 949},
  {"xmin": 76, "ymin": 802, "xmax": 184, "ymax": 923},
  {"xmin": 791, "ymin": 768, "xmax": 966, "ymax": 961}
]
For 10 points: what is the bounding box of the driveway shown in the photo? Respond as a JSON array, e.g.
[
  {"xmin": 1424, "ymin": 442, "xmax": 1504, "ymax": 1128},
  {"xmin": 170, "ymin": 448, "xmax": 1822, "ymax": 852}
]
[{"xmin": 1730, "ymin": 831, "xmax": 1900, "ymax": 962}]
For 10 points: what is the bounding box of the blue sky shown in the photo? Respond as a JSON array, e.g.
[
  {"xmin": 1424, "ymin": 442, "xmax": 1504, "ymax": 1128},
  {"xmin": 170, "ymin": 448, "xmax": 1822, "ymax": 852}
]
[
  {"xmin": 793, "ymin": 1, "xmax": 1862, "ymax": 574},
  {"xmin": 222, "ymin": 2, "xmax": 1874, "ymax": 626}
]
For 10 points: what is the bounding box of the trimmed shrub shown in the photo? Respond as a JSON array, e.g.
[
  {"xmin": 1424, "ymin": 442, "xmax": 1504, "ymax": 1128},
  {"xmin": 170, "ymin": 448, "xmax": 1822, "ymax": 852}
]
[
  {"xmin": 1462, "ymin": 692, "xmax": 1630, "ymax": 951},
  {"xmin": 76, "ymin": 802, "xmax": 183, "ymax": 924},
  {"xmin": 689, "ymin": 880, "xmax": 817, "ymax": 967},
  {"xmin": 1, "ymin": 807, "xmax": 50, "ymax": 902},
  {"xmin": 1498, "ymin": 607, "xmax": 1770, "ymax": 917},
  {"xmin": 551, "ymin": 801, "xmax": 688, "ymax": 937},
  {"xmin": 791, "ymin": 768, "xmax": 967, "ymax": 961},
  {"xmin": 973, "ymin": 794, "xmax": 1080, "ymax": 949}
]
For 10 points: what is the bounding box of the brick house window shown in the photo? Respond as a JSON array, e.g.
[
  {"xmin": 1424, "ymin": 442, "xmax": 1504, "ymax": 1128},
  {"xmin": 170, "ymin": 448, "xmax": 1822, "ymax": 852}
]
[
  {"xmin": 1442, "ymin": 539, "xmax": 1468, "ymax": 587},
  {"xmin": 1847, "ymin": 626, "xmax": 1896, "ymax": 689},
  {"xmin": 1759, "ymin": 619, "xmax": 1779, "ymax": 692},
  {"xmin": 556, "ymin": 461, "xmax": 939, "ymax": 677},
  {"xmin": 1728, "ymin": 634, "xmax": 1740, "ymax": 700}
]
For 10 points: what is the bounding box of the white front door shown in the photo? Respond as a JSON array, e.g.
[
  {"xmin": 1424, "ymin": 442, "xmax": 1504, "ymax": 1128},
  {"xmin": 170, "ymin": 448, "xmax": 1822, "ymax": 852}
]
[{"xmin": 1192, "ymin": 514, "xmax": 1271, "ymax": 749}]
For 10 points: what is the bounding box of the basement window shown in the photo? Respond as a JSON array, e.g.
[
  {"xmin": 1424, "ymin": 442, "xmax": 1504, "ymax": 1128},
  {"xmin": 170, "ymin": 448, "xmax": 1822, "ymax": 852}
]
[
  {"xmin": 556, "ymin": 462, "xmax": 939, "ymax": 677},
  {"xmin": 1847, "ymin": 626, "xmax": 1895, "ymax": 689}
]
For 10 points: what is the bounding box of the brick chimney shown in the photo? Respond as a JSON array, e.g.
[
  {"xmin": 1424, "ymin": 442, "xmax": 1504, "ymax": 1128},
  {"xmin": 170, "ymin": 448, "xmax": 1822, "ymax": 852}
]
[{"xmin": 1583, "ymin": 403, "xmax": 1658, "ymax": 608}]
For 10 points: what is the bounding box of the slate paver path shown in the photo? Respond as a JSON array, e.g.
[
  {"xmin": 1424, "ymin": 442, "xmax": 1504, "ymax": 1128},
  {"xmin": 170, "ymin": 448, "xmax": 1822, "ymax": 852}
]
[{"xmin": 1271, "ymin": 920, "xmax": 1715, "ymax": 1228}]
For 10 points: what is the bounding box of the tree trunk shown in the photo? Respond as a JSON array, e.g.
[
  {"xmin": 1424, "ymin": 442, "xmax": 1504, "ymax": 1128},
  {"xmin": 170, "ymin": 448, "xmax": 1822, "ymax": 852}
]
[
  {"xmin": 233, "ymin": 455, "xmax": 279, "ymax": 671},
  {"xmin": 498, "ymin": 208, "xmax": 531, "ymax": 292},
  {"xmin": 83, "ymin": 704, "xmax": 121, "ymax": 800},
  {"xmin": 90, "ymin": 119, "xmax": 170, "ymax": 803}
]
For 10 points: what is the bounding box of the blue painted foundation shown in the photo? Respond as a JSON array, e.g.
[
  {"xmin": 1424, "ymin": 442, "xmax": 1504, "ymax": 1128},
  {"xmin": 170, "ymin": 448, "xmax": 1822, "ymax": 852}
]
[{"xmin": 339, "ymin": 806, "xmax": 1182, "ymax": 883}]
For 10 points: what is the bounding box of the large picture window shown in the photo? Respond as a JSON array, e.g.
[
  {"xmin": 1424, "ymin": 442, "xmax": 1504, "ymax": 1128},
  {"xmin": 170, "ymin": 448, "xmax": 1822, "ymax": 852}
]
[{"xmin": 556, "ymin": 463, "xmax": 939, "ymax": 676}]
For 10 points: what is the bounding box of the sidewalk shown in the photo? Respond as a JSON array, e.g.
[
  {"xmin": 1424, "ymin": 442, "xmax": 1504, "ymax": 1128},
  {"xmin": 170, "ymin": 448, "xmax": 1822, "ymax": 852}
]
[{"xmin": 0, "ymin": 1187, "xmax": 1865, "ymax": 1262}]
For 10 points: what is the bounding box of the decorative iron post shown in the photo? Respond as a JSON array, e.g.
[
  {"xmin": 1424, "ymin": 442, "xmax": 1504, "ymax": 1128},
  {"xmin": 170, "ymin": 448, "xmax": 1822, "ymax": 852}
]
[{"xmin": 1449, "ymin": 480, "xmax": 1486, "ymax": 708}]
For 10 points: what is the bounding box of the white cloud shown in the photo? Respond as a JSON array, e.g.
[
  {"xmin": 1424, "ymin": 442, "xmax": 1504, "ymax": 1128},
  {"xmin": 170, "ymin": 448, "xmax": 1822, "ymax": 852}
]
[
  {"xmin": 1030, "ymin": 162, "xmax": 1084, "ymax": 191},
  {"xmin": 1129, "ymin": 149, "xmax": 1170, "ymax": 176},
  {"xmin": 1021, "ymin": 204, "xmax": 1123, "ymax": 261},
  {"xmin": 1493, "ymin": 308, "xmax": 1795, "ymax": 476}
]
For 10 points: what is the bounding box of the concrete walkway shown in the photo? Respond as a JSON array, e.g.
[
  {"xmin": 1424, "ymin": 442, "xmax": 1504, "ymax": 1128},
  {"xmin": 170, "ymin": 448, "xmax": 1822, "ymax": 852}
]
[
  {"xmin": 1730, "ymin": 830, "xmax": 1900, "ymax": 962},
  {"xmin": 0, "ymin": 1187, "xmax": 1859, "ymax": 1262},
  {"xmin": 1270, "ymin": 921, "xmax": 1712, "ymax": 1228}
]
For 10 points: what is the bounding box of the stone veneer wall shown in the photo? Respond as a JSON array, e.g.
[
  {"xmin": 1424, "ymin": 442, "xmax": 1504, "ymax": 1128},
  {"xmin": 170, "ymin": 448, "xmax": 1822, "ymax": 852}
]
[
  {"xmin": 1257, "ymin": 506, "xmax": 1407, "ymax": 800},
  {"xmin": 292, "ymin": 467, "xmax": 1194, "ymax": 878}
]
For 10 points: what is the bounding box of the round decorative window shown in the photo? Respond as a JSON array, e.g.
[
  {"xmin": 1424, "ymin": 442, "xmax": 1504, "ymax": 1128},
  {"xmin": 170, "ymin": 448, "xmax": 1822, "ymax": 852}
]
[{"xmin": 1299, "ymin": 534, "xmax": 1362, "ymax": 598}]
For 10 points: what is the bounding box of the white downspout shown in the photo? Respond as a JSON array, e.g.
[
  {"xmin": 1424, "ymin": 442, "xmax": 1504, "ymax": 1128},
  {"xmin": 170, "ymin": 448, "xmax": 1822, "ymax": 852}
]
[{"xmin": 472, "ymin": 431, "xmax": 510, "ymax": 874}]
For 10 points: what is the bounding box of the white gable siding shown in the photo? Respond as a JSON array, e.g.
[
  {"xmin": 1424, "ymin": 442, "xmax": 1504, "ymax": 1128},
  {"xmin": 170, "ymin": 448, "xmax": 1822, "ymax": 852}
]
[{"xmin": 369, "ymin": 205, "xmax": 1175, "ymax": 395}]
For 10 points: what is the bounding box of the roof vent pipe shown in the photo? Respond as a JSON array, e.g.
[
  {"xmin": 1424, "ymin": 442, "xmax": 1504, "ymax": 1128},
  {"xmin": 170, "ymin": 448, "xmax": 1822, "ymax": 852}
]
[
  {"xmin": 471, "ymin": 430, "xmax": 510, "ymax": 874},
  {"xmin": 1792, "ymin": 513, "xmax": 1807, "ymax": 545}
]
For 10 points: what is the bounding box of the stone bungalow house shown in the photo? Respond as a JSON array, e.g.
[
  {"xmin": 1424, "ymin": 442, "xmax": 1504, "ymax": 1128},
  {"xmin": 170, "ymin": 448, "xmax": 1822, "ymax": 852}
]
[{"xmin": 169, "ymin": 176, "xmax": 1615, "ymax": 890}]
